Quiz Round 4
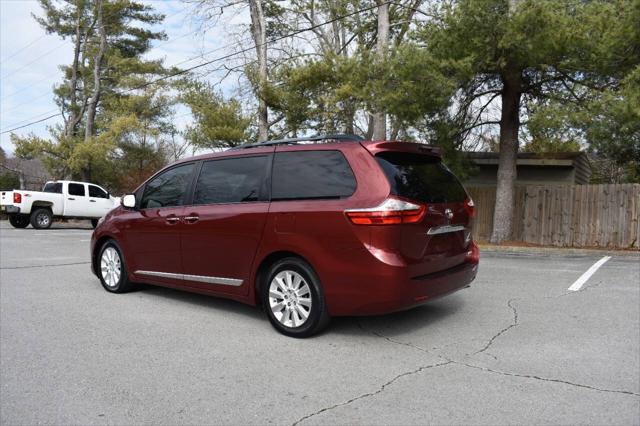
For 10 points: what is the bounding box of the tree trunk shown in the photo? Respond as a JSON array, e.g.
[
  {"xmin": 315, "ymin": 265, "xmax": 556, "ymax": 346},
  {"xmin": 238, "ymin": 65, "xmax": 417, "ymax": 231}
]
[
  {"xmin": 490, "ymin": 71, "xmax": 522, "ymax": 244},
  {"xmin": 65, "ymin": 6, "xmax": 83, "ymax": 139},
  {"xmin": 85, "ymin": 0, "xmax": 107, "ymax": 142},
  {"xmin": 249, "ymin": 0, "xmax": 268, "ymax": 142},
  {"xmin": 372, "ymin": 0, "xmax": 389, "ymax": 140}
]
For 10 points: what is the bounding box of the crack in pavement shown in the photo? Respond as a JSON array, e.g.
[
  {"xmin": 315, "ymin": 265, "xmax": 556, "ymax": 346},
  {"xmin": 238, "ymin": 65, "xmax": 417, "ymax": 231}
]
[
  {"xmin": 472, "ymin": 298, "xmax": 519, "ymax": 355},
  {"xmin": 456, "ymin": 361, "xmax": 640, "ymax": 397},
  {"xmin": 357, "ymin": 321, "xmax": 640, "ymax": 399},
  {"xmin": 291, "ymin": 360, "xmax": 453, "ymax": 426},
  {"xmin": 0, "ymin": 261, "xmax": 90, "ymax": 270}
]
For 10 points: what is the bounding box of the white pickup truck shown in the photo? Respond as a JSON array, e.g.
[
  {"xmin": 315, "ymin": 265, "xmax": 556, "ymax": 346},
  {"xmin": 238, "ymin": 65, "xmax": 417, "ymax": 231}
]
[{"xmin": 0, "ymin": 180, "xmax": 120, "ymax": 229}]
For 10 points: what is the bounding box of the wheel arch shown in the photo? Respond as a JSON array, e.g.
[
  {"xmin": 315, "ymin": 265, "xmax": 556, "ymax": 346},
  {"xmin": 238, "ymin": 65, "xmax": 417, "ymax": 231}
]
[
  {"xmin": 253, "ymin": 250, "xmax": 316, "ymax": 307},
  {"xmin": 31, "ymin": 201, "xmax": 54, "ymax": 210},
  {"xmin": 92, "ymin": 235, "xmax": 117, "ymax": 276}
]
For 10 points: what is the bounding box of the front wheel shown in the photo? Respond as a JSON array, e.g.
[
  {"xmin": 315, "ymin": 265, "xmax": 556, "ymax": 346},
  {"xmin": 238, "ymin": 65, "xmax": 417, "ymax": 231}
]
[
  {"xmin": 91, "ymin": 219, "xmax": 99, "ymax": 229},
  {"xmin": 30, "ymin": 208, "xmax": 52, "ymax": 229},
  {"xmin": 8, "ymin": 214, "xmax": 29, "ymax": 228},
  {"xmin": 98, "ymin": 240, "xmax": 134, "ymax": 293},
  {"xmin": 262, "ymin": 257, "xmax": 330, "ymax": 338}
]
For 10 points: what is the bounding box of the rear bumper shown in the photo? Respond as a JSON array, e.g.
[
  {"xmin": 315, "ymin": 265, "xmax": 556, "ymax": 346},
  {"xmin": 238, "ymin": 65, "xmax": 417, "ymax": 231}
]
[
  {"xmin": 1, "ymin": 205, "xmax": 20, "ymax": 214},
  {"xmin": 326, "ymin": 260, "xmax": 478, "ymax": 316}
]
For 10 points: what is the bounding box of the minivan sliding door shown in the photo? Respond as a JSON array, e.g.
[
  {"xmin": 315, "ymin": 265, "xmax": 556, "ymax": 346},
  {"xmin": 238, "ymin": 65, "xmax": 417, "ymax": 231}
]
[{"xmin": 179, "ymin": 152, "xmax": 272, "ymax": 296}]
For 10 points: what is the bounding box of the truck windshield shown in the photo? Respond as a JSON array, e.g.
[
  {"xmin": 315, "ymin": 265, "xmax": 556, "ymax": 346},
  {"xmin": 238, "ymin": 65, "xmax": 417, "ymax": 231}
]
[{"xmin": 43, "ymin": 182, "xmax": 63, "ymax": 194}]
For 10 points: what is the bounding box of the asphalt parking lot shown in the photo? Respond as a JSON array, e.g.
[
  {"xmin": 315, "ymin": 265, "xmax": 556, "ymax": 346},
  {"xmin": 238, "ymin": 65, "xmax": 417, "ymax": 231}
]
[{"xmin": 1, "ymin": 220, "xmax": 639, "ymax": 425}]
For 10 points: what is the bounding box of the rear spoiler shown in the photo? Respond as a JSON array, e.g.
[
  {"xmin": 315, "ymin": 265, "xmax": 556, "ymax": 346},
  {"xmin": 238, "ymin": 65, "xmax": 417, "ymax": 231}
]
[{"xmin": 360, "ymin": 141, "xmax": 443, "ymax": 158}]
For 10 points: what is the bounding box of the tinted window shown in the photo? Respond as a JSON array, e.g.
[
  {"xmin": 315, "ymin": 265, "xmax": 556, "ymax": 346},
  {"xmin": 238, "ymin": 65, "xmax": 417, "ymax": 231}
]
[
  {"xmin": 194, "ymin": 156, "xmax": 267, "ymax": 205},
  {"xmin": 376, "ymin": 152, "xmax": 467, "ymax": 203},
  {"xmin": 89, "ymin": 185, "xmax": 108, "ymax": 199},
  {"xmin": 141, "ymin": 163, "xmax": 194, "ymax": 209},
  {"xmin": 68, "ymin": 183, "xmax": 85, "ymax": 197},
  {"xmin": 272, "ymin": 151, "xmax": 356, "ymax": 200},
  {"xmin": 43, "ymin": 182, "xmax": 62, "ymax": 194}
]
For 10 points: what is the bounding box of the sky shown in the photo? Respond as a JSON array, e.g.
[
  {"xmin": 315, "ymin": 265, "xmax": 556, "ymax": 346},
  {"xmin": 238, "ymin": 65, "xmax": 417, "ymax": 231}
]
[{"xmin": 0, "ymin": 0, "xmax": 250, "ymax": 156}]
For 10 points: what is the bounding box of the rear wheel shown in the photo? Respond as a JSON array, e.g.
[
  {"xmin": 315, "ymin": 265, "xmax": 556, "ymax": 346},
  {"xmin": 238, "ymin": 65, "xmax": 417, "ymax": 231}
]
[
  {"xmin": 30, "ymin": 208, "xmax": 52, "ymax": 229},
  {"xmin": 98, "ymin": 240, "xmax": 134, "ymax": 293},
  {"xmin": 91, "ymin": 219, "xmax": 99, "ymax": 228},
  {"xmin": 8, "ymin": 214, "xmax": 29, "ymax": 228},
  {"xmin": 262, "ymin": 257, "xmax": 330, "ymax": 338}
]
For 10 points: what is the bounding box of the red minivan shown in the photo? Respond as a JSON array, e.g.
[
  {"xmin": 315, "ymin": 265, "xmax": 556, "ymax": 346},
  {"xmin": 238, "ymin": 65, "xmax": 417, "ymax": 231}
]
[{"xmin": 91, "ymin": 135, "xmax": 479, "ymax": 337}]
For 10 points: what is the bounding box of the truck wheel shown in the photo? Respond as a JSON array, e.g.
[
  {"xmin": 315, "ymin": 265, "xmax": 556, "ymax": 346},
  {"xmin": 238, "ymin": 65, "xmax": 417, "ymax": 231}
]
[
  {"xmin": 30, "ymin": 208, "xmax": 52, "ymax": 229},
  {"xmin": 91, "ymin": 219, "xmax": 99, "ymax": 229},
  {"xmin": 8, "ymin": 214, "xmax": 29, "ymax": 228}
]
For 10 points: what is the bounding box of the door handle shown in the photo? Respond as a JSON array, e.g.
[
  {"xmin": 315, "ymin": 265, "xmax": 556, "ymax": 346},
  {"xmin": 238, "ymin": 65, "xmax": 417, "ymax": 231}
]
[
  {"xmin": 184, "ymin": 215, "xmax": 199, "ymax": 223},
  {"xmin": 68, "ymin": 197, "xmax": 75, "ymax": 201},
  {"xmin": 166, "ymin": 217, "xmax": 181, "ymax": 224},
  {"xmin": 90, "ymin": 200, "xmax": 96, "ymax": 203}
]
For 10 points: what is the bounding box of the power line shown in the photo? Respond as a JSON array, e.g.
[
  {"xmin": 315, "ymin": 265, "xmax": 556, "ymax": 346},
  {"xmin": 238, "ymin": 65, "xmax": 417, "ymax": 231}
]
[
  {"xmin": 0, "ymin": 112, "xmax": 61, "ymax": 135},
  {"xmin": 1, "ymin": 92, "xmax": 53, "ymax": 115},
  {"xmin": 128, "ymin": 1, "xmax": 382, "ymax": 92},
  {"xmin": 0, "ymin": 34, "xmax": 47, "ymax": 64},
  {"xmin": 0, "ymin": 7, "xmax": 188, "ymax": 81},
  {"xmin": 0, "ymin": 43, "xmax": 68, "ymax": 80},
  {"xmin": 1, "ymin": 2, "xmax": 385, "ymax": 135}
]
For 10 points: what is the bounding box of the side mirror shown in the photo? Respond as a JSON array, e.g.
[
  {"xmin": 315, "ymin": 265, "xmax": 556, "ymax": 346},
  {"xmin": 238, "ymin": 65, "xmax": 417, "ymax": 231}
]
[{"xmin": 122, "ymin": 194, "xmax": 136, "ymax": 209}]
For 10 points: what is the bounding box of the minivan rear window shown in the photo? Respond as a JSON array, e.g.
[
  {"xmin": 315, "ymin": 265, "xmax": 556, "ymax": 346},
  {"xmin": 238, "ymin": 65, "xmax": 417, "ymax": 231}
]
[
  {"xmin": 376, "ymin": 152, "xmax": 467, "ymax": 203},
  {"xmin": 272, "ymin": 151, "xmax": 356, "ymax": 200}
]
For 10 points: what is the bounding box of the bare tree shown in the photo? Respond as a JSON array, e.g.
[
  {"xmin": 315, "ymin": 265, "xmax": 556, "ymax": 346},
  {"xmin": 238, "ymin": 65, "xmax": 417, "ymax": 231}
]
[
  {"xmin": 85, "ymin": 0, "xmax": 107, "ymax": 144},
  {"xmin": 372, "ymin": 0, "xmax": 389, "ymax": 140},
  {"xmin": 249, "ymin": 0, "xmax": 269, "ymax": 141}
]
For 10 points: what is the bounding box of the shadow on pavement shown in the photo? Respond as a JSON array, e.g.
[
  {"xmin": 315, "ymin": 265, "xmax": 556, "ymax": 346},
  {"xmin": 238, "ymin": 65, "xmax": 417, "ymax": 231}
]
[
  {"xmin": 332, "ymin": 295, "xmax": 465, "ymax": 337},
  {"xmin": 137, "ymin": 283, "xmax": 264, "ymax": 321}
]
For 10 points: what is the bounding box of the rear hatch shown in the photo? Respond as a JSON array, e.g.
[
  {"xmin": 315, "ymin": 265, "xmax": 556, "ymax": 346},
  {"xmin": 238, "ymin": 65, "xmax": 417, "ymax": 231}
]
[{"xmin": 369, "ymin": 144, "xmax": 473, "ymax": 277}]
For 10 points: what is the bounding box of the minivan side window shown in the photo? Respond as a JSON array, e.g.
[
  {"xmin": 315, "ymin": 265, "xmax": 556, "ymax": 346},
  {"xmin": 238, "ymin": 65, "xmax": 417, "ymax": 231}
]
[
  {"xmin": 89, "ymin": 185, "xmax": 108, "ymax": 199},
  {"xmin": 140, "ymin": 163, "xmax": 194, "ymax": 209},
  {"xmin": 194, "ymin": 156, "xmax": 268, "ymax": 205},
  {"xmin": 272, "ymin": 151, "xmax": 356, "ymax": 200},
  {"xmin": 68, "ymin": 183, "xmax": 86, "ymax": 197}
]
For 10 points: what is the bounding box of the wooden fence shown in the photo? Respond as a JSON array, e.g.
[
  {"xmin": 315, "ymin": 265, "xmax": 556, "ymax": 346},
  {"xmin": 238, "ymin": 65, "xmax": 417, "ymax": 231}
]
[{"xmin": 467, "ymin": 184, "xmax": 640, "ymax": 249}]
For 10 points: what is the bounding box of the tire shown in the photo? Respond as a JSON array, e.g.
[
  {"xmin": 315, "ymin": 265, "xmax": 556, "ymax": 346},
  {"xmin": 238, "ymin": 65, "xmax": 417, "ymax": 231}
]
[
  {"xmin": 30, "ymin": 208, "xmax": 52, "ymax": 229},
  {"xmin": 97, "ymin": 240, "xmax": 134, "ymax": 293},
  {"xmin": 91, "ymin": 219, "xmax": 99, "ymax": 229},
  {"xmin": 8, "ymin": 214, "xmax": 29, "ymax": 228},
  {"xmin": 262, "ymin": 257, "xmax": 330, "ymax": 338}
]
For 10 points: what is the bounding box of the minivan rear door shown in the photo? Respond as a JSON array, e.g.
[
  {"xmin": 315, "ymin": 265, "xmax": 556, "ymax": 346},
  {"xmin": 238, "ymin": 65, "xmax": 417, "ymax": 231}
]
[{"xmin": 372, "ymin": 148, "xmax": 472, "ymax": 277}]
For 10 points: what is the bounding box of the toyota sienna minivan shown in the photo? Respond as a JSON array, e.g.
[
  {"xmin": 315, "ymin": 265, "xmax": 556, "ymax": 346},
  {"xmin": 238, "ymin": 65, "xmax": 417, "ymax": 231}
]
[{"xmin": 91, "ymin": 134, "xmax": 479, "ymax": 337}]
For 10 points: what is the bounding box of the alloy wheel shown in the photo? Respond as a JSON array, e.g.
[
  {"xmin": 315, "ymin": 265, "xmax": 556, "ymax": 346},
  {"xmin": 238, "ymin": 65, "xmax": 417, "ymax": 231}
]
[
  {"xmin": 268, "ymin": 270, "xmax": 312, "ymax": 328},
  {"xmin": 100, "ymin": 246, "xmax": 122, "ymax": 288}
]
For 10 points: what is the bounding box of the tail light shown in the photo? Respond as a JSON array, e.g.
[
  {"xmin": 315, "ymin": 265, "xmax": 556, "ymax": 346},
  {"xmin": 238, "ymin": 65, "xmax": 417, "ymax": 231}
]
[
  {"xmin": 345, "ymin": 197, "xmax": 426, "ymax": 225},
  {"xmin": 13, "ymin": 192, "xmax": 22, "ymax": 203},
  {"xmin": 464, "ymin": 197, "xmax": 475, "ymax": 217},
  {"xmin": 466, "ymin": 240, "xmax": 480, "ymax": 264},
  {"xmin": 464, "ymin": 197, "xmax": 475, "ymax": 242}
]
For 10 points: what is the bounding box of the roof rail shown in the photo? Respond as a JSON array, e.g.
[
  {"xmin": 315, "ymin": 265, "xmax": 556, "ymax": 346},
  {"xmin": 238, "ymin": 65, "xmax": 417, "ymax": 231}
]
[{"xmin": 232, "ymin": 133, "xmax": 364, "ymax": 150}]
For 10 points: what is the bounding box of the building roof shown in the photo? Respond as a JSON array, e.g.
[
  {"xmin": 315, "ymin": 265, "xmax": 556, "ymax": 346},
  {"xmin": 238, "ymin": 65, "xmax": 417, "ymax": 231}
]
[{"xmin": 465, "ymin": 151, "xmax": 592, "ymax": 185}]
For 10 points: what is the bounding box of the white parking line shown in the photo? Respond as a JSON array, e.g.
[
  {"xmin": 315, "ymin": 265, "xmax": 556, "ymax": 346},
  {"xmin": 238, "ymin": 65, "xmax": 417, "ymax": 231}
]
[{"xmin": 568, "ymin": 256, "xmax": 612, "ymax": 292}]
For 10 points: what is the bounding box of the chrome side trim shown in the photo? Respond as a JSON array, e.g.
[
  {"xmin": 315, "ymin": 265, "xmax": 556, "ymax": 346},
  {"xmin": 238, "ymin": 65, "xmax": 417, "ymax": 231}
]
[
  {"xmin": 427, "ymin": 225, "xmax": 466, "ymax": 235},
  {"xmin": 135, "ymin": 270, "xmax": 243, "ymax": 286},
  {"xmin": 136, "ymin": 270, "xmax": 183, "ymax": 280},
  {"xmin": 182, "ymin": 273, "xmax": 243, "ymax": 286}
]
